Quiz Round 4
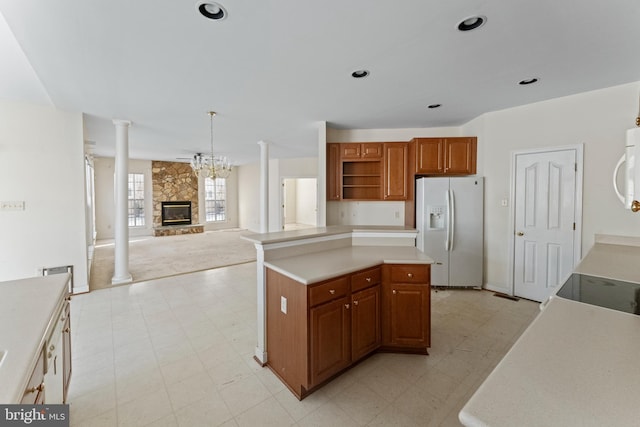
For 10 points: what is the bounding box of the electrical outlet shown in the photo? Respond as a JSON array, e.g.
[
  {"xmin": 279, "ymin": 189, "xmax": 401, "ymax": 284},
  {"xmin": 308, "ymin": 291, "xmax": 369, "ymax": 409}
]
[
  {"xmin": 0, "ymin": 201, "xmax": 25, "ymax": 211},
  {"xmin": 280, "ymin": 296, "xmax": 287, "ymax": 314},
  {"xmin": 394, "ymin": 211, "xmax": 400, "ymax": 219}
]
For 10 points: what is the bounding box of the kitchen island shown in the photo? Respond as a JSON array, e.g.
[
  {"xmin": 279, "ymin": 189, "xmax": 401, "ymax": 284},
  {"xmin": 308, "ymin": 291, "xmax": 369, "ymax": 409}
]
[
  {"xmin": 242, "ymin": 226, "xmax": 433, "ymax": 398},
  {"xmin": 459, "ymin": 235, "xmax": 640, "ymax": 426},
  {"xmin": 0, "ymin": 274, "xmax": 71, "ymax": 404}
]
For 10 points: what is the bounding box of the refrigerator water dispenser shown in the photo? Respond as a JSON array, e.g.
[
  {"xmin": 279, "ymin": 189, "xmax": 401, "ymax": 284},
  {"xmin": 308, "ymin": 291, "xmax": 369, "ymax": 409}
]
[{"xmin": 427, "ymin": 206, "xmax": 445, "ymax": 230}]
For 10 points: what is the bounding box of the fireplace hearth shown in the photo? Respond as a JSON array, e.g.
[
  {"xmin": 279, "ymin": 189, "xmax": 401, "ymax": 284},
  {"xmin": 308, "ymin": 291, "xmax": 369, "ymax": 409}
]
[{"xmin": 161, "ymin": 201, "xmax": 192, "ymax": 226}]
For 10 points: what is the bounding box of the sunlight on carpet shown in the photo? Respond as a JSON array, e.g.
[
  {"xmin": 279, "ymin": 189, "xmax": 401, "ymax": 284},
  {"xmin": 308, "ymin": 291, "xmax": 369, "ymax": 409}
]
[{"xmin": 89, "ymin": 229, "xmax": 256, "ymax": 291}]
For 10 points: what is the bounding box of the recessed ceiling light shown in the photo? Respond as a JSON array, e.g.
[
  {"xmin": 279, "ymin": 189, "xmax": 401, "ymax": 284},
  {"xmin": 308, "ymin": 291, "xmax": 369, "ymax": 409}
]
[
  {"xmin": 457, "ymin": 15, "xmax": 486, "ymax": 32},
  {"xmin": 428, "ymin": 104, "xmax": 442, "ymax": 109},
  {"xmin": 351, "ymin": 70, "xmax": 370, "ymax": 79},
  {"xmin": 198, "ymin": 2, "xmax": 227, "ymax": 20},
  {"xmin": 519, "ymin": 78, "xmax": 539, "ymax": 85}
]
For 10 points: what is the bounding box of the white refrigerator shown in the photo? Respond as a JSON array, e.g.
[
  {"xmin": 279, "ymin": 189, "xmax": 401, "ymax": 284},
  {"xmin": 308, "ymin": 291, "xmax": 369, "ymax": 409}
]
[{"xmin": 416, "ymin": 177, "xmax": 484, "ymax": 288}]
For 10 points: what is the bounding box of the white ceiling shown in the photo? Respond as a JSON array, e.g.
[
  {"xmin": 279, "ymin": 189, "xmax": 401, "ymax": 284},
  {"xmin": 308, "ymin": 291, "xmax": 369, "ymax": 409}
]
[{"xmin": 1, "ymin": 0, "xmax": 639, "ymax": 165}]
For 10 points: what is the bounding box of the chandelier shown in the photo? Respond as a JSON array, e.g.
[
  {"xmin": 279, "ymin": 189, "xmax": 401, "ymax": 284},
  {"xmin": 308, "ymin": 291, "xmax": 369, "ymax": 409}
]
[{"xmin": 190, "ymin": 111, "xmax": 232, "ymax": 180}]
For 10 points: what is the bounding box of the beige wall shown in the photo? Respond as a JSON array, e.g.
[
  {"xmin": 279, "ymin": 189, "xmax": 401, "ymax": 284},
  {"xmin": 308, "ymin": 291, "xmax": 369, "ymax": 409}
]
[
  {"xmin": 95, "ymin": 159, "xmax": 239, "ymax": 239},
  {"xmin": 0, "ymin": 100, "xmax": 88, "ymax": 291},
  {"xmin": 238, "ymin": 157, "xmax": 318, "ymax": 232},
  {"xmin": 94, "ymin": 158, "xmax": 153, "ymax": 239},
  {"xmin": 463, "ymin": 81, "xmax": 640, "ymax": 293}
]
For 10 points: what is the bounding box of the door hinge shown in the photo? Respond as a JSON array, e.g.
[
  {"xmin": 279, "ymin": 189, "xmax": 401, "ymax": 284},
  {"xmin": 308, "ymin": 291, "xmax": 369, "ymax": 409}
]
[
  {"xmin": 575, "ymin": 163, "xmax": 577, "ymax": 172},
  {"xmin": 573, "ymin": 222, "xmax": 576, "ymax": 230}
]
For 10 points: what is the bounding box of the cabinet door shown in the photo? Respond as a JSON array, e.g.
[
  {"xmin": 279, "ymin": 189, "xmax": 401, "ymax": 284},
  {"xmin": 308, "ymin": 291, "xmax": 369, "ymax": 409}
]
[
  {"xmin": 352, "ymin": 286, "xmax": 381, "ymax": 362},
  {"xmin": 415, "ymin": 138, "xmax": 445, "ymax": 174},
  {"xmin": 309, "ymin": 297, "xmax": 351, "ymax": 386},
  {"xmin": 62, "ymin": 304, "xmax": 72, "ymax": 403},
  {"xmin": 386, "ymin": 283, "xmax": 430, "ymax": 348},
  {"xmin": 341, "ymin": 143, "xmax": 362, "ymax": 159},
  {"xmin": 361, "ymin": 143, "xmax": 383, "ymax": 159},
  {"xmin": 383, "ymin": 142, "xmax": 409, "ymax": 200},
  {"xmin": 327, "ymin": 143, "xmax": 341, "ymax": 200},
  {"xmin": 445, "ymin": 137, "xmax": 476, "ymax": 174}
]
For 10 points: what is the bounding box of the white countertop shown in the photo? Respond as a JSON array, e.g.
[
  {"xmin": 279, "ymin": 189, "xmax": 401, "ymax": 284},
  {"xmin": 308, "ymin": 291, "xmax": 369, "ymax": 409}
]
[
  {"xmin": 242, "ymin": 225, "xmax": 417, "ymax": 245},
  {"xmin": 0, "ymin": 274, "xmax": 70, "ymax": 403},
  {"xmin": 460, "ymin": 235, "xmax": 640, "ymax": 426},
  {"xmin": 264, "ymin": 245, "xmax": 433, "ymax": 284},
  {"xmin": 459, "ymin": 296, "xmax": 640, "ymax": 427},
  {"xmin": 574, "ymin": 242, "xmax": 640, "ymax": 284}
]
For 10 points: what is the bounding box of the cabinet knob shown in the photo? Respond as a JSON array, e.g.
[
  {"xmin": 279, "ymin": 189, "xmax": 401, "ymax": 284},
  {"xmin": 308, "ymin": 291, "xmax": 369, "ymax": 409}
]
[
  {"xmin": 365, "ymin": 277, "xmax": 371, "ymax": 282},
  {"xmin": 329, "ymin": 289, "xmax": 335, "ymax": 295},
  {"xmin": 407, "ymin": 273, "xmax": 413, "ymax": 278},
  {"xmin": 353, "ymin": 300, "xmax": 358, "ymax": 306},
  {"xmin": 345, "ymin": 303, "xmax": 350, "ymax": 309},
  {"xmin": 63, "ymin": 328, "xmax": 70, "ymax": 333},
  {"xmin": 392, "ymin": 289, "xmax": 397, "ymax": 295}
]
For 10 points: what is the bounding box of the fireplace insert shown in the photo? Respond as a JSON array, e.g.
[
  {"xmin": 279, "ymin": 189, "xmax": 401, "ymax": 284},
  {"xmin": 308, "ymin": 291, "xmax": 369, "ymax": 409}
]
[{"xmin": 161, "ymin": 201, "xmax": 192, "ymax": 226}]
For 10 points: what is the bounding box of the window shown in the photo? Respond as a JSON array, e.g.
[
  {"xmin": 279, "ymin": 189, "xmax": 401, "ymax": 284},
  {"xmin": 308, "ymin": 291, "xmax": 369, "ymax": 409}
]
[
  {"xmin": 205, "ymin": 177, "xmax": 226, "ymax": 222},
  {"xmin": 128, "ymin": 173, "xmax": 145, "ymax": 227}
]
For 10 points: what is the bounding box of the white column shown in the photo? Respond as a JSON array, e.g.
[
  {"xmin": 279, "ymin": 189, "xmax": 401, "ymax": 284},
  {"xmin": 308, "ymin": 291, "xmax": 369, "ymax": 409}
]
[
  {"xmin": 112, "ymin": 120, "xmax": 133, "ymax": 285},
  {"xmin": 254, "ymin": 243, "xmax": 267, "ymax": 365},
  {"xmin": 254, "ymin": 140, "xmax": 269, "ymax": 365},
  {"xmin": 258, "ymin": 140, "xmax": 269, "ymax": 233},
  {"xmin": 317, "ymin": 121, "xmax": 327, "ymax": 226}
]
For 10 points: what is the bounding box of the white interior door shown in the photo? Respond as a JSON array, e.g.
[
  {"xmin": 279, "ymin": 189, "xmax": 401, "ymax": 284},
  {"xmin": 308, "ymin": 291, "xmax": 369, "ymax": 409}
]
[{"xmin": 513, "ymin": 149, "xmax": 577, "ymax": 302}]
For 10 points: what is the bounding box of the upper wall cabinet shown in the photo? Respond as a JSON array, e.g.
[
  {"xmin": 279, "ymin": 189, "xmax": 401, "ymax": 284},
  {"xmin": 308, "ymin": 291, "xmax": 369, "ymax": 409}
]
[
  {"xmin": 383, "ymin": 142, "xmax": 409, "ymax": 200},
  {"xmin": 341, "ymin": 143, "xmax": 383, "ymax": 159},
  {"xmin": 414, "ymin": 137, "xmax": 477, "ymax": 175},
  {"xmin": 327, "ymin": 143, "xmax": 341, "ymax": 200}
]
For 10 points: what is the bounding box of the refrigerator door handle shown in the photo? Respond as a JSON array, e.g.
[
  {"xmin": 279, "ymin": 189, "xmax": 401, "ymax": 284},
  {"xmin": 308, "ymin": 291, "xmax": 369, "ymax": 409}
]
[
  {"xmin": 449, "ymin": 189, "xmax": 455, "ymax": 251},
  {"xmin": 445, "ymin": 190, "xmax": 450, "ymax": 251}
]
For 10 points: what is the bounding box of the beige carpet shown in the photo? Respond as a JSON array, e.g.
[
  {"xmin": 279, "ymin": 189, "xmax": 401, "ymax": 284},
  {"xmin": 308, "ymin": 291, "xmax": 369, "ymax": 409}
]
[{"xmin": 90, "ymin": 229, "xmax": 256, "ymax": 291}]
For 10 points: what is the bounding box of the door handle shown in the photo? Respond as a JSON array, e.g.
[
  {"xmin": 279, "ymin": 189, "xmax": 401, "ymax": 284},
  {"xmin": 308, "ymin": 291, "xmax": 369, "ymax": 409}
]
[{"xmin": 516, "ymin": 231, "xmax": 524, "ymax": 236}]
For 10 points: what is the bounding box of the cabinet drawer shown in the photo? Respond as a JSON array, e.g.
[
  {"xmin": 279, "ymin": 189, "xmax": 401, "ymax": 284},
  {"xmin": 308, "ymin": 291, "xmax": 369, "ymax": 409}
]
[
  {"xmin": 351, "ymin": 267, "xmax": 381, "ymax": 292},
  {"xmin": 389, "ymin": 265, "xmax": 430, "ymax": 284},
  {"xmin": 309, "ymin": 277, "xmax": 349, "ymax": 307}
]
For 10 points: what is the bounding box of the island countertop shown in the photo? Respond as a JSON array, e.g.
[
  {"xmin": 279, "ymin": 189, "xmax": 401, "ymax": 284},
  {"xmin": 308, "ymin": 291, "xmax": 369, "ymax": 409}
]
[
  {"xmin": 264, "ymin": 245, "xmax": 433, "ymax": 284},
  {"xmin": 0, "ymin": 274, "xmax": 70, "ymax": 403},
  {"xmin": 242, "ymin": 225, "xmax": 417, "ymax": 245}
]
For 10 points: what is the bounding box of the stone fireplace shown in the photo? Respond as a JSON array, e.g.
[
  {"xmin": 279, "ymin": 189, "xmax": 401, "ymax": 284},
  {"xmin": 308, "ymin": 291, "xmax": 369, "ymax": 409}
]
[
  {"xmin": 161, "ymin": 201, "xmax": 192, "ymax": 226},
  {"xmin": 152, "ymin": 161, "xmax": 203, "ymax": 236}
]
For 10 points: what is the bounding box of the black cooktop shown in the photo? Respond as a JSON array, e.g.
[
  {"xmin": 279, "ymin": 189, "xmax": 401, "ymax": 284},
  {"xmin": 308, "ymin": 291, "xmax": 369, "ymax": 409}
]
[{"xmin": 557, "ymin": 273, "xmax": 640, "ymax": 315}]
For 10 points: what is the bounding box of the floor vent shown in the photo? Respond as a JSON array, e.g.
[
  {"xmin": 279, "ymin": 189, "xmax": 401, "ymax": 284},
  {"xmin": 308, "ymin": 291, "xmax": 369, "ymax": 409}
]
[{"xmin": 493, "ymin": 292, "xmax": 520, "ymax": 301}]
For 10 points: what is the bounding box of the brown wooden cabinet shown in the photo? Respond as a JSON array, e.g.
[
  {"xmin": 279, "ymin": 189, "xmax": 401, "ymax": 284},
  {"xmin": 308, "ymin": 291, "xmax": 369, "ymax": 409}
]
[
  {"xmin": 341, "ymin": 143, "xmax": 383, "ymax": 159},
  {"xmin": 310, "ymin": 296, "xmax": 351, "ymax": 386},
  {"xmin": 383, "ymin": 142, "xmax": 409, "ymax": 200},
  {"xmin": 327, "ymin": 143, "xmax": 341, "ymax": 200},
  {"xmin": 414, "ymin": 137, "xmax": 476, "ymax": 175},
  {"xmin": 351, "ymin": 285, "xmax": 380, "ymax": 362},
  {"xmin": 266, "ymin": 263, "xmax": 428, "ymax": 399},
  {"xmin": 382, "ymin": 264, "xmax": 431, "ymax": 353}
]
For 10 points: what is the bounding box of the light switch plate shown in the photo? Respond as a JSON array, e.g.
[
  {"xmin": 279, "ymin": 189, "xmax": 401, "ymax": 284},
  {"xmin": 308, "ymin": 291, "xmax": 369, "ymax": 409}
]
[
  {"xmin": 0, "ymin": 201, "xmax": 25, "ymax": 211},
  {"xmin": 280, "ymin": 296, "xmax": 287, "ymax": 314}
]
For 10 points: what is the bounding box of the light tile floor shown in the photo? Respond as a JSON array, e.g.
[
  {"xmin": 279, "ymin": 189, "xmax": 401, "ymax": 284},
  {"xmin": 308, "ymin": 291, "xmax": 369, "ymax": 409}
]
[{"xmin": 68, "ymin": 262, "xmax": 539, "ymax": 427}]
